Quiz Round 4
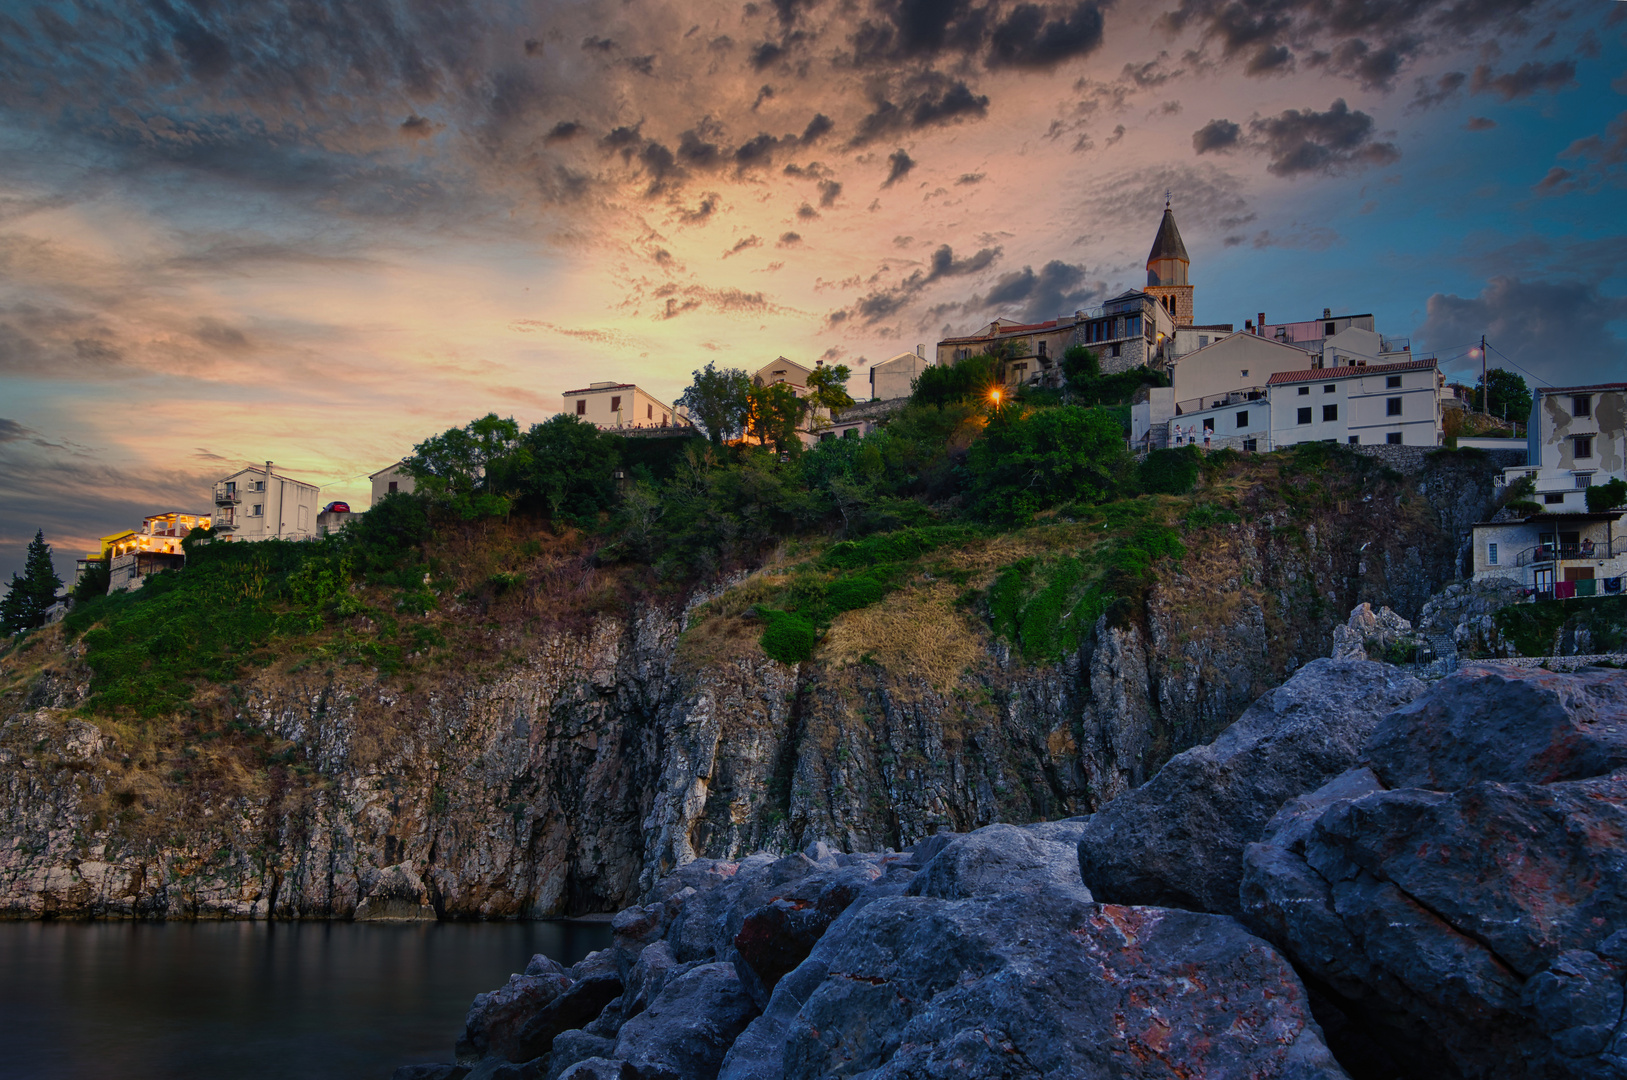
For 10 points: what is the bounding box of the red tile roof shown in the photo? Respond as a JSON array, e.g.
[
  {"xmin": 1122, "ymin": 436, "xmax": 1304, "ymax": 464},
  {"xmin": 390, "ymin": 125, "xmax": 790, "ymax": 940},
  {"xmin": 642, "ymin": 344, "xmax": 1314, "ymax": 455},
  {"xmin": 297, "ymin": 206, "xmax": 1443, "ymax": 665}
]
[{"xmin": 1265, "ymin": 358, "xmax": 1437, "ymax": 386}]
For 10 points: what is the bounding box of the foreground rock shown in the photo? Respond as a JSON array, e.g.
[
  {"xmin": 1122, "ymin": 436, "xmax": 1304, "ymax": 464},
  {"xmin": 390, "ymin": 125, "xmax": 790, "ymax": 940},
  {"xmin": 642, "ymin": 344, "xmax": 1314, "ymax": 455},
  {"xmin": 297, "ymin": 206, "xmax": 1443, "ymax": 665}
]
[
  {"xmin": 1076, "ymin": 658, "xmax": 1426, "ymax": 914},
  {"xmin": 424, "ymin": 824, "xmax": 1340, "ymax": 1080},
  {"xmin": 1242, "ymin": 663, "xmax": 1627, "ymax": 1079}
]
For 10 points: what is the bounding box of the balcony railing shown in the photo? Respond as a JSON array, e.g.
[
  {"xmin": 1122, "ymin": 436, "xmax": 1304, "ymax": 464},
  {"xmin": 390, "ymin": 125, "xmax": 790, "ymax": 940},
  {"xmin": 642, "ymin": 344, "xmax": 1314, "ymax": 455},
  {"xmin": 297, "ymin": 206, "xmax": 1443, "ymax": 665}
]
[
  {"xmin": 214, "ymin": 486, "xmax": 240, "ymax": 505},
  {"xmin": 1516, "ymin": 539, "xmax": 1627, "ymax": 566},
  {"xmin": 1174, "ymin": 387, "xmax": 1268, "ymax": 416}
]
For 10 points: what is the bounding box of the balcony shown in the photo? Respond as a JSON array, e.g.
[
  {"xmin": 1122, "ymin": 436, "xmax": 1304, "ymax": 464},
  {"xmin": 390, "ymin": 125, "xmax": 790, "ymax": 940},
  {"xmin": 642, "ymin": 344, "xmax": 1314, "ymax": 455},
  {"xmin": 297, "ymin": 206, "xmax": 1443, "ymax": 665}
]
[
  {"xmin": 1517, "ymin": 539, "xmax": 1627, "ymax": 566},
  {"xmin": 1175, "ymin": 387, "xmax": 1268, "ymax": 416},
  {"xmin": 214, "ymin": 485, "xmax": 240, "ymax": 505}
]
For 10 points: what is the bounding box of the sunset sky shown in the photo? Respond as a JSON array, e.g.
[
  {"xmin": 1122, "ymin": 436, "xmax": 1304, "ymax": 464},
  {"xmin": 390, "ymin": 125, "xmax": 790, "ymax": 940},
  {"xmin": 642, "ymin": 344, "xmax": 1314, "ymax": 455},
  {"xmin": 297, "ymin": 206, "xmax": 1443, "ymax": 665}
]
[{"xmin": 2, "ymin": 0, "xmax": 1624, "ymax": 585}]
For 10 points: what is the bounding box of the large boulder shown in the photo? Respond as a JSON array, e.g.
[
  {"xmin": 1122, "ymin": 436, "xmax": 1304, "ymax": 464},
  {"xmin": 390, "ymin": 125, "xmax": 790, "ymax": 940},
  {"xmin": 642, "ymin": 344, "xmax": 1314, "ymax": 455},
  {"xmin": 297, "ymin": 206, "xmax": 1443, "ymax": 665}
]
[
  {"xmin": 1077, "ymin": 658, "xmax": 1426, "ymax": 914},
  {"xmin": 905, "ymin": 822, "xmax": 1090, "ymax": 901},
  {"xmin": 1241, "ymin": 662, "xmax": 1627, "ymax": 1079},
  {"xmin": 457, "ymin": 970, "xmax": 574, "ymax": 1063},
  {"xmin": 754, "ymin": 892, "xmax": 1347, "ymax": 1079},
  {"xmin": 613, "ymin": 962, "xmax": 760, "ymax": 1079}
]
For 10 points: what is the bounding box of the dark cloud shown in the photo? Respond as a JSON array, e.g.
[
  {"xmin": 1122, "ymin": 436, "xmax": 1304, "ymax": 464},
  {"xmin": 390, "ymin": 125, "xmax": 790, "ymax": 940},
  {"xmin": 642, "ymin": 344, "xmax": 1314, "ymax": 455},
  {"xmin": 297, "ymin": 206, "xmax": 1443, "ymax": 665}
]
[
  {"xmin": 848, "ymin": 0, "xmax": 1109, "ymax": 71},
  {"xmin": 677, "ymin": 193, "xmax": 720, "ymax": 224},
  {"xmin": 1418, "ymin": 276, "xmax": 1627, "ymax": 384},
  {"xmin": 801, "ymin": 114, "xmax": 834, "ymax": 142},
  {"xmin": 582, "ymin": 35, "xmax": 617, "ymax": 52},
  {"xmin": 1191, "ymin": 118, "xmax": 1240, "ymax": 153},
  {"xmin": 987, "ymin": 3, "xmax": 1108, "ymax": 69},
  {"xmin": 651, "ymin": 283, "xmax": 778, "ymax": 320},
  {"xmin": 1123, "ymin": 55, "xmax": 1180, "ymax": 87},
  {"xmin": 400, "ymin": 114, "xmax": 439, "ymax": 138},
  {"xmin": 974, "ymin": 260, "xmax": 1104, "ymax": 322},
  {"xmin": 1471, "ymin": 59, "xmax": 1576, "ymax": 100},
  {"xmin": 1409, "ymin": 71, "xmax": 1467, "ymax": 110},
  {"xmin": 817, "ymin": 179, "xmax": 843, "ymax": 206},
  {"xmin": 1208, "ymin": 99, "xmax": 1399, "ymax": 176},
  {"xmin": 777, "ymin": 231, "xmax": 803, "ymax": 246},
  {"xmin": 1465, "ymin": 116, "xmax": 1497, "ymax": 131},
  {"xmin": 543, "ymin": 121, "xmax": 584, "ymax": 144},
  {"xmin": 195, "ymin": 318, "xmax": 251, "ymax": 351},
  {"xmin": 882, "ymin": 148, "xmax": 916, "ymax": 187},
  {"xmin": 1158, "ymin": 0, "xmax": 1551, "ymax": 91},
  {"xmin": 797, "ymin": 202, "xmax": 821, "ymax": 219},
  {"xmin": 831, "ymin": 243, "xmax": 1004, "ymax": 325},
  {"xmin": 1536, "ymin": 109, "xmax": 1627, "ymax": 194},
  {"xmin": 956, "ymin": 172, "xmax": 985, "ymax": 185},
  {"xmin": 722, "ymin": 235, "xmax": 763, "ymax": 258},
  {"xmin": 852, "ymin": 75, "xmax": 989, "ymax": 145}
]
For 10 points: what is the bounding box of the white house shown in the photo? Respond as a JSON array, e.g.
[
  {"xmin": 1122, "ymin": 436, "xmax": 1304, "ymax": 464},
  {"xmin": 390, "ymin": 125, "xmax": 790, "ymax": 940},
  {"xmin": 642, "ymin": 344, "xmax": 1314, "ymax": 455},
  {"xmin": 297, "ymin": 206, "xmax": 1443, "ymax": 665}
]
[
  {"xmin": 370, "ymin": 460, "xmax": 415, "ymax": 504},
  {"xmin": 562, "ymin": 383, "xmax": 679, "ymax": 430},
  {"xmin": 868, "ymin": 350, "xmax": 930, "ymax": 401},
  {"xmin": 212, "ymin": 462, "xmax": 322, "ymax": 541},
  {"xmin": 1266, "ymin": 358, "xmax": 1442, "ymax": 448},
  {"xmin": 1470, "ymin": 381, "xmax": 1627, "ymax": 595}
]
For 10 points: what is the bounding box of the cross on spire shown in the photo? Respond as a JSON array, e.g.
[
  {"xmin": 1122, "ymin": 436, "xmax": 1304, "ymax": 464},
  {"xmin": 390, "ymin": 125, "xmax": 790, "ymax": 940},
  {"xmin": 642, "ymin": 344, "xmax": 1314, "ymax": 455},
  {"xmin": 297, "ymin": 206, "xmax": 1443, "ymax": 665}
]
[{"xmin": 1165, "ymin": 189, "xmax": 1172, "ymax": 209}]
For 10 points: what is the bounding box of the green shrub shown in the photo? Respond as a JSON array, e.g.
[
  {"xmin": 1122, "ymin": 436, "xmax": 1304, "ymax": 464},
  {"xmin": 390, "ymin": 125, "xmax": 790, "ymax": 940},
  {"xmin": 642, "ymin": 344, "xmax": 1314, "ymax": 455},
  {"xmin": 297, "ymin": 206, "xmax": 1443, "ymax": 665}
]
[
  {"xmin": 1587, "ymin": 478, "xmax": 1627, "ymax": 513},
  {"xmin": 758, "ymin": 608, "xmax": 816, "ymax": 663},
  {"xmin": 823, "ymin": 576, "xmax": 887, "ymax": 613},
  {"xmin": 1184, "ymin": 503, "xmax": 1241, "ymax": 530},
  {"xmin": 821, "ymin": 526, "xmax": 979, "ymax": 569},
  {"xmin": 1139, "ymin": 446, "xmax": 1200, "ymax": 495}
]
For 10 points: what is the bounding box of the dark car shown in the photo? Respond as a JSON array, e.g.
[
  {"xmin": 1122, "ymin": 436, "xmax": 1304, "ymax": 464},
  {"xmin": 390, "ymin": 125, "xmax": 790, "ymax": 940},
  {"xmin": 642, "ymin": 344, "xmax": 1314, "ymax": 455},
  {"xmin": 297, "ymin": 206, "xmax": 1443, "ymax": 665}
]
[{"xmin": 324, "ymin": 501, "xmax": 351, "ymax": 514}]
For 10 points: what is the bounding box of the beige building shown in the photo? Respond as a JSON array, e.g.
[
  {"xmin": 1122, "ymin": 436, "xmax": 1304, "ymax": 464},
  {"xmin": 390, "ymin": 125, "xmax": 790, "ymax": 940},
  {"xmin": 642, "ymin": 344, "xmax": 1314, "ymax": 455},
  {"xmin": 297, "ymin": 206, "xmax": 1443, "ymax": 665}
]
[
  {"xmin": 1167, "ymin": 332, "xmax": 1324, "ymax": 417},
  {"xmin": 370, "ymin": 460, "xmax": 415, "ymax": 504},
  {"xmin": 1498, "ymin": 382, "xmax": 1626, "ymax": 514},
  {"xmin": 936, "ymin": 292, "xmax": 1177, "ymax": 384},
  {"xmin": 867, "ymin": 351, "xmax": 930, "ymax": 401},
  {"xmin": 212, "ymin": 462, "xmax": 322, "ymax": 541},
  {"xmin": 563, "ymin": 382, "xmax": 678, "ymax": 429}
]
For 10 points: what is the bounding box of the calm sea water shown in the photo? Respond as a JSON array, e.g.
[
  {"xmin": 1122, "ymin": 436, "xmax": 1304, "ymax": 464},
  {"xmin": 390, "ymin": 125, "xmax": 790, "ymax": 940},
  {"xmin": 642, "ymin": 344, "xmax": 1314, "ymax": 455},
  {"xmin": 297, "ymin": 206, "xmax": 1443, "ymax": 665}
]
[{"xmin": 0, "ymin": 919, "xmax": 612, "ymax": 1080}]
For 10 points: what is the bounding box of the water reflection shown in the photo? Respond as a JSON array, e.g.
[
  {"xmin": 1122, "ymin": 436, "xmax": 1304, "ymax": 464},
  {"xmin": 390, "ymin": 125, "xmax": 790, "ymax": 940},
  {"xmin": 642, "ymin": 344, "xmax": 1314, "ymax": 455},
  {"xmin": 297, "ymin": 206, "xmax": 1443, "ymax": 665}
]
[{"xmin": 0, "ymin": 919, "xmax": 610, "ymax": 1080}]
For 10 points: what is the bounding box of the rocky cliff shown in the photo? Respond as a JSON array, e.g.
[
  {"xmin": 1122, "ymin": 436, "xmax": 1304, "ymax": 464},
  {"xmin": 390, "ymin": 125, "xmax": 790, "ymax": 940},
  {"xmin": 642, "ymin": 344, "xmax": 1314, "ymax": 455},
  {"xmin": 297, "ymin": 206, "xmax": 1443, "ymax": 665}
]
[{"xmin": 0, "ymin": 451, "xmax": 1498, "ymax": 919}]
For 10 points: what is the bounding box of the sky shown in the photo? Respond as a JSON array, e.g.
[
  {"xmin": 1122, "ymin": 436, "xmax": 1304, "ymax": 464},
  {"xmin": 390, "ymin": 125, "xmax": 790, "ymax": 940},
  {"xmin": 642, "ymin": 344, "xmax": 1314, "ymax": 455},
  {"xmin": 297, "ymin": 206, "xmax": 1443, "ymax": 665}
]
[{"xmin": 1, "ymin": 0, "xmax": 1625, "ymax": 588}]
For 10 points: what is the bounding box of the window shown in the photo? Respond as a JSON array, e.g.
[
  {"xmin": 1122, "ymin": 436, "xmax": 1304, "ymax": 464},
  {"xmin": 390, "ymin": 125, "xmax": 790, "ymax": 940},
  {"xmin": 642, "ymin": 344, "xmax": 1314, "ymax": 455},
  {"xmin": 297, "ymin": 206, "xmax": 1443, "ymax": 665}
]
[
  {"xmin": 662, "ymin": 413, "xmax": 668, "ymax": 425},
  {"xmin": 1323, "ymin": 384, "xmax": 1336, "ymax": 393},
  {"xmin": 1574, "ymin": 436, "xmax": 1594, "ymax": 459},
  {"xmin": 1200, "ymin": 336, "xmax": 1210, "ymax": 348},
  {"xmin": 388, "ymin": 481, "xmax": 398, "ymax": 494},
  {"xmin": 1545, "ymin": 493, "xmax": 1565, "ymax": 505},
  {"xmin": 1236, "ymin": 411, "xmax": 1249, "ymax": 427},
  {"xmin": 1387, "ymin": 432, "xmax": 1403, "ymax": 445},
  {"xmin": 1298, "ymin": 407, "xmax": 1313, "ymax": 425},
  {"xmin": 1324, "ymin": 322, "xmax": 1336, "ymax": 336},
  {"xmin": 610, "ymin": 395, "xmax": 622, "ymax": 412},
  {"xmin": 254, "ymin": 480, "xmax": 265, "ymax": 492},
  {"xmin": 1110, "ymin": 343, "xmax": 1121, "ymax": 358},
  {"xmin": 1574, "ymin": 395, "xmax": 1592, "ymax": 417},
  {"xmin": 1348, "ymin": 436, "xmax": 1360, "ymax": 445},
  {"xmin": 1577, "ymin": 474, "xmax": 1594, "ymax": 489},
  {"xmin": 250, "ymin": 504, "xmax": 263, "ymax": 516},
  {"xmin": 647, "ymin": 404, "xmax": 653, "ymax": 419},
  {"xmin": 842, "ymin": 427, "xmax": 858, "ymax": 439},
  {"xmin": 1239, "ymin": 368, "xmax": 1247, "ymax": 377},
  {"xmin": 576, "ymin": 399, "xmax": 586, "ymax": 415},
  {"xmin": 1242, "ymin": 438, "xmax": 1258, "ymax": 452},
  {"xmin": 1386, "ymin": 375, "xmax": 1402, "ymax": 389},
  {"xmin": 224, "ymin": 481, "xmax": 236, "ymax": 495},
  {"xmin": 1203, "ymin": 417, "xmax": 1215, "ymax": 431},
  {"xmin": 1488, "ymin": 543, "xmax": 1499, "ymax": 566},
  {"xmin": 1298, "ymin": 386, "xmax": 1310, "ymax": 396},
  {"xmin": 1037, "ymin": 340, "xmax": 1047, "ymax": 358},
  {"xmin": 1324, "ymin": 404, "xmax": 1338, "ymax": 422},
  {"xmin": 1387, "ymin": 397, "xmax": 1402, "ymax": 416}
]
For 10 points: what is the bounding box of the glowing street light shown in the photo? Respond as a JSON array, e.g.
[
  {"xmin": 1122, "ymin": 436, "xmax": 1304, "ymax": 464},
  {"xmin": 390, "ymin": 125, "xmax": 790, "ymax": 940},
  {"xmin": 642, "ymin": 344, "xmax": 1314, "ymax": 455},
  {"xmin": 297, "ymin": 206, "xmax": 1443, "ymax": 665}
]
[{"xmin": 989, "ymin": 388, "xmax": 1003, "ymax": 406}]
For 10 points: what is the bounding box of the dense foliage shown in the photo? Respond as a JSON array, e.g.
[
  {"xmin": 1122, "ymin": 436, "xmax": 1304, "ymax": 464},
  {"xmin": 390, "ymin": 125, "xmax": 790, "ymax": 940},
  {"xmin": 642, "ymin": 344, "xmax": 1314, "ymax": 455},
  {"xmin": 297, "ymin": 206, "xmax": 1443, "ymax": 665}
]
[
  {"xmin": 1587, "ymin": 478, "xmax": 1627, "ymax": 513},
  {"xmin": 1473, "ymin": 368, "xmax": 1532, "ymax": 422}
]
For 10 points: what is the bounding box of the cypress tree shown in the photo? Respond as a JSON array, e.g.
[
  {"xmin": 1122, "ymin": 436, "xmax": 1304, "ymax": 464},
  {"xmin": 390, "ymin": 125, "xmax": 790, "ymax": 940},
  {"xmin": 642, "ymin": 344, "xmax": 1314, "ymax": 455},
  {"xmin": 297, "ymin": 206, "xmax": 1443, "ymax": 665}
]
[{"xmin": 1, "ymin": 530, "xmax": 64, "ymax": 634}]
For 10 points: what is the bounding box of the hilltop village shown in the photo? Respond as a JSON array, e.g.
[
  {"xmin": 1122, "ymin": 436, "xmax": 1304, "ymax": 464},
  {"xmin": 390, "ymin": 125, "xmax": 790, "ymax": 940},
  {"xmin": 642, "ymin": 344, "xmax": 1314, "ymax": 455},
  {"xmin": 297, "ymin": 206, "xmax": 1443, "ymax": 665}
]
[{"xmin": 19, "ymin": 202, "xmax": 1625, "ymax": 621}]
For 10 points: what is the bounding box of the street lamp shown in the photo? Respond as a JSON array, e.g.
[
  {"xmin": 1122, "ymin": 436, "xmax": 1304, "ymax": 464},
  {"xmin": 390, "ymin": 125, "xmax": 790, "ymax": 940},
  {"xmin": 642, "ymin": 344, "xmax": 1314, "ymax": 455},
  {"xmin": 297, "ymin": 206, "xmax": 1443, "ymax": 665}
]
[{"xmin": 989, "ymin": 388, "xmax": 1002, "ymax": 407}]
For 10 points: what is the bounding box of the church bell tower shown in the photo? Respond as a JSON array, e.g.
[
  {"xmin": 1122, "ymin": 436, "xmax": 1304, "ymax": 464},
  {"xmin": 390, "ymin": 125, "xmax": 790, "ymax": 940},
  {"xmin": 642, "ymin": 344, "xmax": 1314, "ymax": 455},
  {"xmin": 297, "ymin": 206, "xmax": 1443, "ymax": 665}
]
[{"xmin": 1145, "ymin": 194, "xmax": 1194, "ymax": 327}]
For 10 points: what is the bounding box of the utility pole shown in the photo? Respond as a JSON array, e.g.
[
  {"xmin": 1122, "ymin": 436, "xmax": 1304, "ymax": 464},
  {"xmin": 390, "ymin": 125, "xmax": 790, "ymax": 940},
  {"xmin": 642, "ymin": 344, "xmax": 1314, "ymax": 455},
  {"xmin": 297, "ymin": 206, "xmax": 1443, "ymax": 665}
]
[{"xmin": 1480, "ymin": 334, "xmax": 1488, "ymax": 415}]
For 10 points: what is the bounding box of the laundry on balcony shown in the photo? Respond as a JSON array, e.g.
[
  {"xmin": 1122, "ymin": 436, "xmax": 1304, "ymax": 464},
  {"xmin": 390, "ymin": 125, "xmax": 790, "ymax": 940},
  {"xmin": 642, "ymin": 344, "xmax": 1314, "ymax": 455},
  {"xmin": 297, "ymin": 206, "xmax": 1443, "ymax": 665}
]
[
  {"xmin": 1575, "ymin": 578, "xmax": 1598, "ymax": 597},
  {"xmin": 1606, "ymin": 577, "xmax": 1624, "ymax": 595},
  {"xmin": 1554, "ymin": 581, "xmax": 1577, "ymax": 600}
]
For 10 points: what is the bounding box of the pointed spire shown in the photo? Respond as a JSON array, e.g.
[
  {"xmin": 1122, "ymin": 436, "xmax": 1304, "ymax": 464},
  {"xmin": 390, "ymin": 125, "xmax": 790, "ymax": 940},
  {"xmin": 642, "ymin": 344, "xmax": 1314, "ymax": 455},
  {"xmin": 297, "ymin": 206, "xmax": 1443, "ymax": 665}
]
[{"xmin": 1146, "ymin": 203, "xmax": 1189, "ymax": 267}]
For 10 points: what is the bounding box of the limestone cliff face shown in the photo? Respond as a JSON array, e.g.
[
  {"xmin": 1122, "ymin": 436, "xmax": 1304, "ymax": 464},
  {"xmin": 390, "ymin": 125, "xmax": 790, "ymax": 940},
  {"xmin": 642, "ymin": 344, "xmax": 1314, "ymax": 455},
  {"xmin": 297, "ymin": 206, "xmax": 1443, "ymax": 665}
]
[{"xmin": 0, "ymin": 464, "xmax": 1485, "ymax": 920}]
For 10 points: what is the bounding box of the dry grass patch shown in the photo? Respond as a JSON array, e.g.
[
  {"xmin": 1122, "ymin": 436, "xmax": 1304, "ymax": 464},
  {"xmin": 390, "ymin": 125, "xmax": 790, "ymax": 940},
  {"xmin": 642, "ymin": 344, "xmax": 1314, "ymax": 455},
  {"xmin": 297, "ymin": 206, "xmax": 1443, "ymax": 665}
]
[{"xmin": 821, "ymin": 582, "xmax": 987, "ymax": 695}]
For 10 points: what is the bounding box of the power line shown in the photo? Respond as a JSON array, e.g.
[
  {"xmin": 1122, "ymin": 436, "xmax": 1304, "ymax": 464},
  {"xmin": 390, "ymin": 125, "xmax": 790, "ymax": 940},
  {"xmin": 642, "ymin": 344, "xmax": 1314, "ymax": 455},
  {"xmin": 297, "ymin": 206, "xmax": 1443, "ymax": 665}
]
[{"xmin": 1483, "ymin": 341, "xmax": 1552, "ymax": 388}]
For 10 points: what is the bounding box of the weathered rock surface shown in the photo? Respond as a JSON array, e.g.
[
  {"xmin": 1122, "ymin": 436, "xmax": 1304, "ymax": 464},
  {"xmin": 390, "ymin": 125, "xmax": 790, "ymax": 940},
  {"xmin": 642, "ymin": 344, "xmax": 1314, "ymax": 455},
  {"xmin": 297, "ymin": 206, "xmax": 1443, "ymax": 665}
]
[
  {"xmin": 3, "ymin": 451, "xmax": 1490, "ymax": 920},
  {"xmin": 1241, "ymin": 662, "xmax": 1627, "ymax": 1079},
  {"xmin": 1076, "ymin": 658, "xmax": 1426, "ymax": 914},
  {"xmin": 1331, "ymin": 603, "xmax": 1414, "ymax": 661},
  {"xmin": 613, "ymin": 962, "xmax": 759, "ymax": 1079}
]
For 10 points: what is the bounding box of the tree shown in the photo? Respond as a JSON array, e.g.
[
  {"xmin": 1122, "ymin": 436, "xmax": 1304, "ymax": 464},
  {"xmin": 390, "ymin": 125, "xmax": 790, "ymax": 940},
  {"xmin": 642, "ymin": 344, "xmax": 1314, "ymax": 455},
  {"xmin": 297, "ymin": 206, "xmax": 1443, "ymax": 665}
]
[
  {"xmin": 1, "ymin": 530, "xmax": 63, "ymax": 634},
  {"xmin": 911, "ymin": 354, "xmax": 999, "ymax": 407},
  {"xmin": 1474, "ymin": 368, "xmax": 1532, "ymax": 422},
  {"xmin": 967, "ymin": 406, "xmax": 1128, "ymax": 523},
  {"xmin": 519, "ymin": 414, "xmax": 620, "ymax": 525},
  {"xmin": 679, "ymin": 363, "xmax": 752, "ymax": 447},
  {"xmin": 403, "ymin": 413, "xmax": 524, "ymax": 519},
  {"xmin": 1586, "ymin": 478, "xmax": 1627, "ymax": 514},
  {"xmin": 1061, "ymin": 345, "xmax": 1100, "ymax": 387},
  {"xmin": 748, "ymin": 381, "xmax": 805, "ymax": 453},
  {"xmin": 72, "ymin": 558, "xmax": 111, "ymax": 602},
  {"xmin": 804, "ymin": 364, "xmax": 855, "ymax": 428}
]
